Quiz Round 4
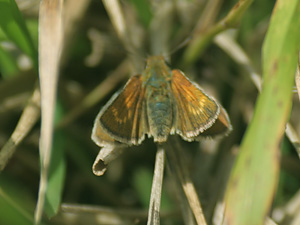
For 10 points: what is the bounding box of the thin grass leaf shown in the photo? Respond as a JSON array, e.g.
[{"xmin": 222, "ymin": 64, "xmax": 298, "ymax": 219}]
[
  {"xmin": 224, "ymin": 1, "xmax": 300, "ymax": 224},
  {"xmin": 44, "ymin": 102, "xmax": 66, "ymax": 218},
  {"xmin": 35, "ymin": 0, "xmax": 64, "ymax": 224},
  {"xmin": 0, "ymin": 0, "xmax": 37, "ymax": 67}
]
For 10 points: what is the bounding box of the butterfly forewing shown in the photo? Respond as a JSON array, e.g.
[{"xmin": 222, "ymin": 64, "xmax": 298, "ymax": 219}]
[
  {"xmin": 99, "ymin": 75, "xmax": 147, "ymax": 145},
  {"xmin": 171, "ymin": 70, "xmax": 220, "ymax": 140}
]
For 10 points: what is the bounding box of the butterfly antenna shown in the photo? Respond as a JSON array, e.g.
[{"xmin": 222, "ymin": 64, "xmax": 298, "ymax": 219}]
[{"xmin": 169, "ymin": 36, "xmax": 193, "ymax": 55}]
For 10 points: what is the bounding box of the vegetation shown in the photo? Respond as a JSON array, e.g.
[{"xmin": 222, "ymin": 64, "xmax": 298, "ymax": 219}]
[{"xmin": 0, "ymin": 0, "xmax": 300, "ymax": 224}]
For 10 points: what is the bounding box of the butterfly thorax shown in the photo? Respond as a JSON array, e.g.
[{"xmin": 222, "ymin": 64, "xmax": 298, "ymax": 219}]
[{"xmin": 143, "ymin": 56, "xmax": 173, "ymax": 142}]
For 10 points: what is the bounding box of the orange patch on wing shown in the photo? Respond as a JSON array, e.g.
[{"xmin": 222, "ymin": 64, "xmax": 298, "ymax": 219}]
[
  {"xmin": 99, "ymin": 75, "xmax": 148, "ymax": 145},
  {"xmin": 171, "ymin": 70, "xmax": 219, "ymax": 140}
]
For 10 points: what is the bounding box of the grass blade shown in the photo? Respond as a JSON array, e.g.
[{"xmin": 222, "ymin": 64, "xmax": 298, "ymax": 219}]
[
  {"xmin": 0, "ymin": 45, "xmax": 19, "ymax": 78},
  {"xmin": 44, "ymin": 102, "xmax": 66, "ymax": 218},
  {"xmin": 35, "ymin": 0, "xmax": 64, "ymax": 224},
  {"xmin": 224, "ymin": 1, "xmax": 300, "ymax": 224}
]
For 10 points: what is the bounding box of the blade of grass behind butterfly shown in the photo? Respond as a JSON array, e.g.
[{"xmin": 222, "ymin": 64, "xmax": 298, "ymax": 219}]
[
  {"xmin": 0, "ymin": 0, "xmax": 37, "ymax": 68},
  {"xmin": 224, "ymin": 1, "xmax": 300, "ymax": 224},
  {"xmin": 43, "ymin": 100, "xmax": 66, "ymax": 218},
  {"xmin": 0, "ymin": 45, "xmax": 19, "ymax": 78},
  {"xmin": 35, "ymin": 0, "xmax": 63, "ymax": 224}
]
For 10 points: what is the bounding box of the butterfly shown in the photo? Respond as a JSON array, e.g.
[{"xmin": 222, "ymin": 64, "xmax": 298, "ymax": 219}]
[{"xmin": 92, "ymin": 55, "xmax": 231, "ymax": 147}]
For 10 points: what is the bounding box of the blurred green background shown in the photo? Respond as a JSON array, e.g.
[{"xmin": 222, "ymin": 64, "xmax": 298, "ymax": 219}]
[{"xmin": 1, "ymin": 0, "xmax": 300, "ymax": 224}]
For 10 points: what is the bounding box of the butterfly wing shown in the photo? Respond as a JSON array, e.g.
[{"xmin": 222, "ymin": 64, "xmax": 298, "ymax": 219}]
[
  {"xmin": 92, "ymin": 74, "xmax": 148, "ymax": 146},
  {"xmin": 171, "ymin": 70, "xmax": 220, "ymax": 141},
  {"xmin": 196, "ymin": 106, "xmax": 232, "ymax": 138}
]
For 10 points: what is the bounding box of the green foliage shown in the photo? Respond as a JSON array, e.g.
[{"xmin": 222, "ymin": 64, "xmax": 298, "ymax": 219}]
[
  {"xmin": 130, "ymin": 0, "xmax": 152, "ymax": 27},
  {"xmin": 1, "ymin": 0, "xmax": 300, "ymax": 224},
  {"xmin": 0, "ymin": 45, "xmax": 19, "ymax": 77},
  {"xmin": 0, "ymin": 0, "xmax": 37, "ymax": 68}
]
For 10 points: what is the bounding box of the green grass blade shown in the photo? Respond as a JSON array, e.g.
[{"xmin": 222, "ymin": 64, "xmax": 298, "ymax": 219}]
[
  {"xmin": 130, "ymin": 0, "xmax": 152, "ymax": 27},
  {"xmin": 0, "ymin": 175, "xmax": 35, "ymax": 225},
  {"xmin": 44, "ymin": 102, "xmax": 66, "ymax": 218},
  {"xmin": 0, "ymin": 0, "xmax": 37, "ymax": 67},
  {"xmin": 224, "ymin": 0, "xmax": 300, "ymax": 224},
  {"xmin": 0, "ymin": 45, "xmax": 19, "ymax": 78}
]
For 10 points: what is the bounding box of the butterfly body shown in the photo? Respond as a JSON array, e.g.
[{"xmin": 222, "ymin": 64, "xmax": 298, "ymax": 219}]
[
  {"xmin": 142, "ymin": 56, "xmax": 173, "ymax": 142},
  {"xmin": 92, "ymin": 56, "xmax": 231, "ymax": 147}
]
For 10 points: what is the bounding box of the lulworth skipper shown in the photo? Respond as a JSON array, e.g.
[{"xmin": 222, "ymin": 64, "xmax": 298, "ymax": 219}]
[{"xmin": 92, "ymin": 55, "xmax": 231, "ymax": 147}]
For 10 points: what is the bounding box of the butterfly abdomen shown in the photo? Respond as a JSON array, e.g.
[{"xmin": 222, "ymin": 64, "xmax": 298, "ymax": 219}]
[{"xmin": 146, "ymin": 87, "xmax": 173, "ymax": 143}]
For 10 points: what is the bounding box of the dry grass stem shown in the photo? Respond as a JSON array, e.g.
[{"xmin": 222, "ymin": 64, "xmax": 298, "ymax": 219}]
[
  {"xmin": 214, "ymin": 31, "xmax": 300, "ymax": 159},
  {"xmin": 35, "ymin": 0, "xmax": 64, "ymax": 224},
  {"xmin": 147, "ymin": 146, "xmax": 166, "ymax": 225},
  {"xmin": 60, "ymin": 203, "xmax": 178, "ymax": 218},
  {"xmin": 167, "ymin": 164, "xmax": 198, "ymax": 224},
  {"xmin": 102, "ymin": 0, "xmax": 127, "ymax": 45},
  {"xmin": 182, "ymin": 0, "xmax": 254, "ymax": 66},
  {"xmin": 214, "ymin": 32, "xmax": 262, "ymax": 91},
  {"xmin": 0, "ymin": 86, "xmax": 40, "ymax": 171},
  {"xmin": 273, "ymin": 189, "xmax": 300, "ymax": 224},
  {"xmin": 166, "ymin": 139, "xmax": 207, "ymax": 225},
  {"xmin": 195, "ymin": 0, "xmax": 223, "ymax": 32}
]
